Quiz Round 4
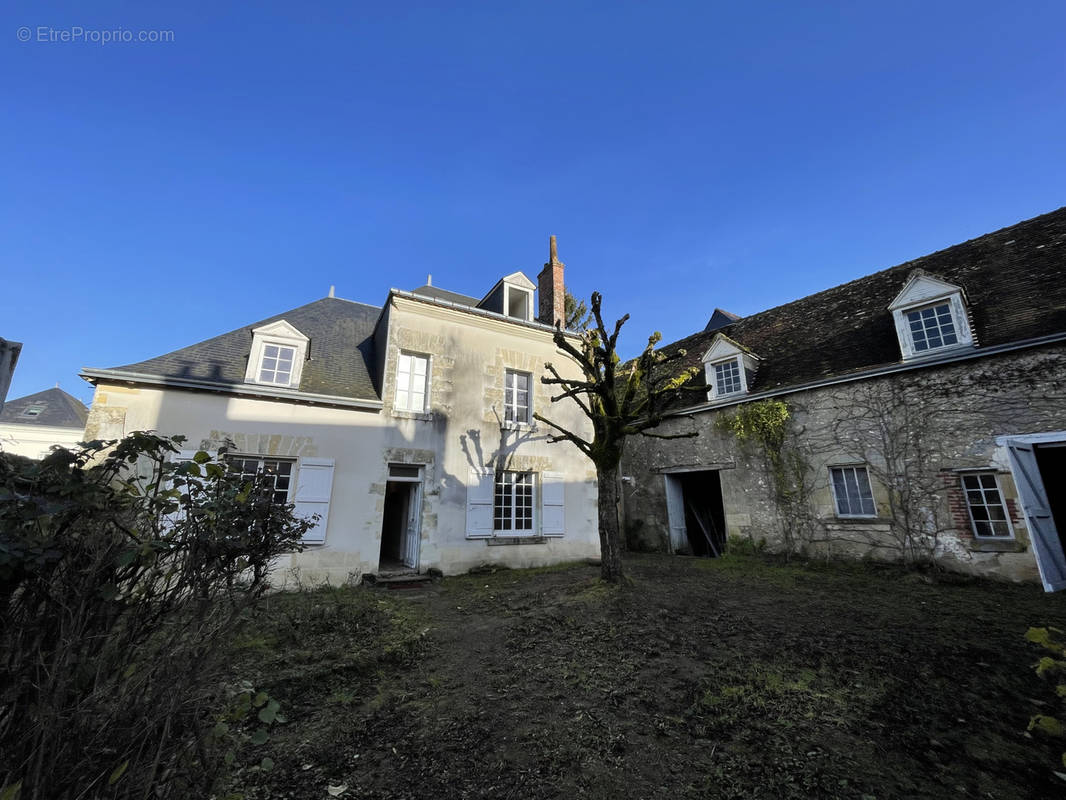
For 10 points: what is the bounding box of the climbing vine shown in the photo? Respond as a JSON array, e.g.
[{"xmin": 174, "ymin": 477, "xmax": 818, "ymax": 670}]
[
  {"xmin": 715, "ymin": 400, "xmax": 818, "ymax": 558},
  {"xmin": 1025, "ymin": 626, "xmax": 1066, "ymax": 773}
]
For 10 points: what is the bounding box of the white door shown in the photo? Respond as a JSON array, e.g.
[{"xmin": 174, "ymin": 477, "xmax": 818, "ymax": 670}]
[
  {"xmin": 664, "ymin": 474, "xmax": 688, "ymax": 553},
  {"xmin": 402, "ymin": 482, "xmax": 422, "ymax": 570},
  {"xmin": 1007, "ymin": 439, "xmax": 1066, "ymax": 592}
]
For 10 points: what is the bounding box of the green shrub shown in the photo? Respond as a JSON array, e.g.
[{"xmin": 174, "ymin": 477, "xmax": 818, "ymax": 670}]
[
  {"xmin": 0, "ymin": 433, "xmax": 310, "ymax": 800},
  {"xmin": 1025, "ymin": 626, "xmax": 1066, "ymax": 771}
]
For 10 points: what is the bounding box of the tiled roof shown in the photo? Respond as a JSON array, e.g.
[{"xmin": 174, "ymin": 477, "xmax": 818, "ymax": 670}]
[
  {"xmin": 659, "ymin": 206, "xmax": 1066, "ymax": 397},
  {"xmin": 0, "ymin": 387, "xmax": 88, "ymax": 428},
  {"xmin": 411, "ymin": 284, "xmax": 479, "ymax": 307},
  {"xmin": 88, "ymin": 298, "xmax": 382, "ymax": 401}
]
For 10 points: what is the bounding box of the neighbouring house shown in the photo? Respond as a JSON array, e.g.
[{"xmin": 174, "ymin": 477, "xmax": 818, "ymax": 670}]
[
  {"xmin": 81, "ymin": 240, "xmax": 599, "ymax": 583},
  {"xmin": 622, "ymin": 207, "xmax": 1066, "ymax": 591},
  {"xmin": 0, "ymin": 387, "xmax": 89, "ymax": 459}
]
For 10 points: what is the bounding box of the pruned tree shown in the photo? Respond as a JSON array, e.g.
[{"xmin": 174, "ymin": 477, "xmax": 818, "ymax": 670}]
[{"xmin": 534, "ymin": 291, "xmax": 700, "ymax": 582}]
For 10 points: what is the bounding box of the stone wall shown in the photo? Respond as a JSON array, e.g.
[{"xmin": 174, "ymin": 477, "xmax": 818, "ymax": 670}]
[{"xmin": 621, "ymin": 344, "xmax": 1066, "ymax": 582}]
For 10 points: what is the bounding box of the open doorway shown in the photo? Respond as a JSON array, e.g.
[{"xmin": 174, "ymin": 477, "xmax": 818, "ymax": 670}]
[
  {"xmin": 1035, "ymin": 444, "xmax": 1066, "ymax": 555},
  {"xmin": 664, "ymin": 470, "xmax": 727, "ymax": 557},
  {"xmin": 379, "ymin": 464, "xmax": 422, "ymax": 573}
]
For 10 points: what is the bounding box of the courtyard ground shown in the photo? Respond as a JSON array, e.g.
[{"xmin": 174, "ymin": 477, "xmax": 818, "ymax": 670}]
[{"xmin": 223, "ymin": 553, "xmax": 1066, "ymax": 799}]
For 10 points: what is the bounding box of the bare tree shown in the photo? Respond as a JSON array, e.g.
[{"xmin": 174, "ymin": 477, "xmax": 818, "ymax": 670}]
[{"xmin": 534, "ymin": 292, "xmax": 700, "ymax": 582}]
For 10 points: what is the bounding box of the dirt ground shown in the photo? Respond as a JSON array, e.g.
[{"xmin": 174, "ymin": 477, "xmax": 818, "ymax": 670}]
[{"xmin": 224, "ymin": 553, "xmax": 1066, "ymax": 799}]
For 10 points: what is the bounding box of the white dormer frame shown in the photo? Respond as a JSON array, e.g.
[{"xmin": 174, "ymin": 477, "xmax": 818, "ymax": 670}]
[
  {"xmin": 502, "ymin": 271, "xmax": 536, "ymax": 322},
  {"xmin": 245, "ymin": 320, "xmax": 310, "ymax": 389},
  {"xmin": 888, "ymin": 272, "xmax": 975, "ymax": 361},
  {"xmin": 701, "ymin": 334, "xmax": 759, "ymax": 403}
]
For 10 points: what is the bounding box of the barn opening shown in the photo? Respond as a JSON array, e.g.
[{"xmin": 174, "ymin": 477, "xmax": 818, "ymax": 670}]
[
  {"xmin": 1035, "ymin": 443, "xmax": 1066, "ymax": 554},
  {"xmin": 664, "ymin": 470, "xmax": 727, "ymax": 557}
]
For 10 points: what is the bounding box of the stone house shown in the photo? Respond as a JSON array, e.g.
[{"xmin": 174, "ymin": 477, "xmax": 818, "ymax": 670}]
[
  {"xmin": 0, "ymin": 387, "xmax": 89, "ymax": 460},
  {"xmin": 622, "ymin": 208, "xmax": 1066, "ymax": 591},
  {"xmin": 81, "ymin": 241, "xmax": 599, "ymax": 583}
]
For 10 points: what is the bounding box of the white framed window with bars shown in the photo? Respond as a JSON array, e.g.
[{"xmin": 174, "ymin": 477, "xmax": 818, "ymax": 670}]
[
  {"xmin": 961, "ymin": 472, "xmax": 1013, "ymax": 538},
  {"xmin": 395, "ymin": 352, "xmax": 429, "ymax": 413},
  {"xmin": 713, "ymin": 358, "xmax": 743, "ymax": 397},
  {"xmin": 227, "ymin": 455, "xmax": 296, "ymax": 505},
  {"xmin": 830, "ymin": 465, "xmax": 877, "ymax": 518},
  {"xmin": 493, "ymin": 470, "xmax": 535, "ymax": 533},
  {"xmin": 244, "ymin": 320, "xmax": 309, "ymax": 389},
  {"xmin": 504, "ymin": 369, "xmax": 532, "ymax": 424}
]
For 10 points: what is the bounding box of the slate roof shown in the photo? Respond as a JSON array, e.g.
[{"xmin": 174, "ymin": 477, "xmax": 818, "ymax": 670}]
[
  {"xmin": 0, "ymin": 387, "xmax": 89, "ymax": 429},
  {"xmin": 659, "ymin": 206, "xmax": 1066, "ymax": 398},
  {"xmin": 411, "ymin": 284, "xmax": 479, "ymax": 306},
  {"xmin": 88, "ymin": 298, "xmax": 382, "ymax": 401}
]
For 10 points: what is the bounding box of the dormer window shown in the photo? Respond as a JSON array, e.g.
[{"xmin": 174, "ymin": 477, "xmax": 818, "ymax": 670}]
[
  {"xmin": 476, "ymin": 271, "xmax": 537, "ymax": 322},
  {"xmin": 701, "ymin": 333, "xmax": 758, "ymax": 402},
  {"xmin": 245, "ymin": 320, "xmax": 309, "ymax": 389},
  {"xmin": 888, "ymin": 271, "xmax": 974, "ymax": 361}
]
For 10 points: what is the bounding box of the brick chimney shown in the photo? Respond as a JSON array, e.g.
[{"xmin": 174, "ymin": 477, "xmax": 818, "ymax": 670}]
[{"xmin": 538, "ymin": 235, "xmax": 565, "ymax": 328}]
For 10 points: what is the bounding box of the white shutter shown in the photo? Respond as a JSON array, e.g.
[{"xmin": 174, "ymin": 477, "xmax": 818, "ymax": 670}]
[
  {"xmin": 664, "ymin": 474, "xmax": 688, "ymax": 553},
  {"xmin": 161, "ymin": 450, "xmax": 200, "ymax": 530},
  {"xmin": 293, "ymin": 458, "xmax": 334, "ymax": 544},
  {"xmin": 1007, "ymin": 441, "xmax": 1066, "ymax": 592},
  {"xmin": 541, "ymin": 471, "xmax": 565, "ymax": 536},
  {"xmin": 466, "ymin": 468, "xmax": 494, "ymax": 538}
]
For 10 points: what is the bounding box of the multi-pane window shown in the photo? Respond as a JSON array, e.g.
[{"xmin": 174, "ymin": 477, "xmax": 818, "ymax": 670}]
[
  {"xmin": 714, "ymin": 359, "xmax": 742, "ymax": 396},
  {"xmin": 494, "ymin": 471, "xmax": 534, "ymax": 532},
  {"xmin": 830, "ymin": 466, "xmax": 876, "ymax": 517},
  {"xmin": 395, "ymin": 352, "xmax": 429, "ymax": 412},
  {"xmin": 505, "ymin": 370, "xmax": 531, "ymax": 423},
  {"xmin": 228, "ymin": 456, "xmax": 294, "ymax": 505},
  {"xmin": 962, "ymin": 473, "xmax": 1012, "ymax": 538},
  {"xmin": 259, "ymin": 344, "xmax": 297, "ymax": 385},
  {"xmin": 906, "ymin": 303, "xmax": 958, "ymax": 353}
]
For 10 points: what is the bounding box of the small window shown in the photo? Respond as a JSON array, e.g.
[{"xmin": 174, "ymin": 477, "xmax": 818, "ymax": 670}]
[
  {"xmin": 388, "ymin": 464, "xmax": 421, "ymax": 479},
  {"xmin": 830, "ymin": 466, "xmax": 876, "ymax": 517},
  {"xmin": 714, "ymin": 359, "xmax": 743, "ymax": 396},
  {"xmin": 494, "ymin": 471, "xmax": 534, "ymax": 532},
  {"xmin": 258, "ymin": 344, "xmax": 297, "ymax": 385},
  {"xmin": 20, "ymin": 405, "xmax": 44, "ymax": 418},
  {"xmin": 395, "ymin": 352, "xmax": 429, "ymax": 412},
  {"xmin": 906, "ymin": 303, "xmax": 959, "ymax": 353},
  {"xmin": 228, "ymin": 456, "xmax": 295, "ymax": 505},
  {"xmin": 962, "ymin": 473, "xmax": 1012, "ymax": 538},
  {"xmin": 505, "ymin": 369, "xmax": 531, "ymax": 423}
]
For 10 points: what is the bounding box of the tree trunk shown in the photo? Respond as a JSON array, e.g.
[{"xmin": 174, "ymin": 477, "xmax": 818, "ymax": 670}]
[{"xmin": 597, "ymin": 466, "xmax": 623, "ymax": 583}]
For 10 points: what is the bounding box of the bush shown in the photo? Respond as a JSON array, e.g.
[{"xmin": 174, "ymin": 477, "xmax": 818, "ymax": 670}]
[{"xmin": 0, "ymin": 433, "xmax": 311, "ymax": 800}]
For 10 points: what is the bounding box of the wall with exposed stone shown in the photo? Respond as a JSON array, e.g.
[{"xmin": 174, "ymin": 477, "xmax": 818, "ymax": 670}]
[{"xmin": 621, "ymin": 344, "xmax": 1066, "ymax": 583}]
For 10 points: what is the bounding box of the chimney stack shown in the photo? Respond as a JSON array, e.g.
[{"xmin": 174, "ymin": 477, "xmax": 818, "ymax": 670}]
[{"xmin": 538, "ymin": 235, "xmax": 565, "ymax": 328}]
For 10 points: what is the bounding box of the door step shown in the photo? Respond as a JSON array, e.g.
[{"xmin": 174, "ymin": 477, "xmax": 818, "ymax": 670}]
[{"xmin": 364, "ymin": 572, "xmax": 435, "ymax": 590}]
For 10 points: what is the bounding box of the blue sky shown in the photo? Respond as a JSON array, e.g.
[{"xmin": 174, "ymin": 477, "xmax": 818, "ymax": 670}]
[{"xmin": 3, "ymin": 1, "xmax": 1064, "ymax": 406}]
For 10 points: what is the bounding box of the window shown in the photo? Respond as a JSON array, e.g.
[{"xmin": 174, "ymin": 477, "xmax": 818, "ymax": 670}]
[
  {"xmin": 245, "ymin": 319, "xmax": 309, "ymax": 388},
  {"xmin": 713, "ymin": 359, "xmax": 743, "ymax": 396},
  {"xmin": 494, "ymin": 471, "xmax": 534, "ymax": 532},
  {"xmin": 504, "ymin": 369, "xmax": 531, "ymax": 423},
  {"xmin": 228, "ymin": 456, "xmax": 295, "ymax": 505},
  {"xmin": 395, "ymin": 352, "xmax": 429, "ymax": 412},
  {"xmin": 962, "ymin": 473, "xmax": 1012, "ymax": 538},
  {"xmin": 19, "ymin": 405, "xmax": 44, "ymax": 418},
  {"xmin": 905, "ymin": 303, "xmax": 958, "ymax": 353},
  {"xmin": 830, "ymin": 466, "xmax": 876, "ymax": 517},
  {"xmin": 888, "ymin": 273, "xmax": 974, "ymax": 361},
  {"xmin": 258, "ymin": 344, "xmax": 296, "ymax": 385}
]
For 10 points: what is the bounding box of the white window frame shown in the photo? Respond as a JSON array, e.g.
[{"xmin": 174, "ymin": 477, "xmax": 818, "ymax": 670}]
[
  {"xmin": 504, "ymin": 284, "xmax": 534, "ymax": 321},
  {"xmin": 888, "ymin": 273, "xmax": 974, "ymax": 361},
  {"xmin": 394, "ymin": 351, "xmax": 430, "ymax": 413},
  {"xmin": 701, "ymin": 333, "xmax": 757, "ymax": 403},
  {"xmin": 493, "ymin": 470, "xmax": 536, "ymax": 534},
  {"xmin": 504, "ymin": 368, "xmax": 532, "ymax": 425},
  {"xmin": 712, "ymin": 357, "xmax": 744, "ymax": 397},
  {"xmin": 245, "ymin": 320, "xmax": 309, "ymax": 389},
  {"xmin": 829, "ymin": 465, "xmax": 877, "ymax": 518},
  {"xmin": 960, "ymin": 471, "xmax": 1014, "ymax": 539},
  {"xmin": 20, "ymin": 405, "xmax": 44, "ymax": 418}
]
